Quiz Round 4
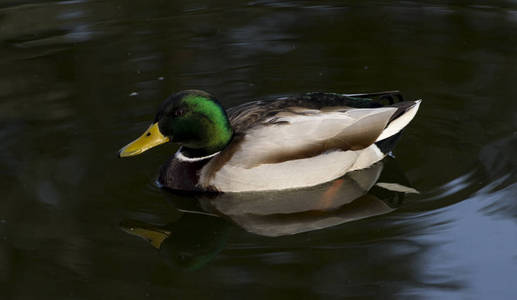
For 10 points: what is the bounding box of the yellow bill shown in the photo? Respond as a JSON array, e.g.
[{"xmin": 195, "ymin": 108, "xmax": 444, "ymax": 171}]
[{"xmin": 119, "ymin": 123, "xmax": 170, "ymax": 157}]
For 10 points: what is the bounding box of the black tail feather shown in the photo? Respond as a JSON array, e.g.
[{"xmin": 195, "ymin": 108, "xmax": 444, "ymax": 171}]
[{"xmin": 344, "ymin": 91, "xmax": 405, "ymax": 105}]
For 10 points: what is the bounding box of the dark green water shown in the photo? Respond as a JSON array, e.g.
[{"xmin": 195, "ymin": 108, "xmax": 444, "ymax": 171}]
[{"xmin": 2, "ymin": 0, "xmax": 517, "ymax": 299}]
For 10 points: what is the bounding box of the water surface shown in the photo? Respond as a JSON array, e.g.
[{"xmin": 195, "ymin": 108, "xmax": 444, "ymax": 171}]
[{"xmin": 1, "ymin": 1, "xmax": 517, "ymax": 299}]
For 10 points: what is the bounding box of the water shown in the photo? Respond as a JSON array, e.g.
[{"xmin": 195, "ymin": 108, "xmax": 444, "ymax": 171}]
[{"xmin": 1, "ymin": 0, "xmax": 517, "ymax": 299}]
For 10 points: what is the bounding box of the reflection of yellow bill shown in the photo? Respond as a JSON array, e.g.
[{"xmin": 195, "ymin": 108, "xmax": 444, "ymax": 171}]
[
  {"xmin": 119, "ymin": 123, "xmax": 169, "ymax": 157},
  {"xmin": 121, "ymin": 226, "xmax": 170, "ymax": 249}
]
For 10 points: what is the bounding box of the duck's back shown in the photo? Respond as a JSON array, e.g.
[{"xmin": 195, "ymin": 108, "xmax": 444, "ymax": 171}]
[
  {"xmin": 198, "ymin": 92, "xmax": 420, "ymax": 192},
  {"xmin": 227, "ymin": 92, "xmax": 392, "ymax": 133}
]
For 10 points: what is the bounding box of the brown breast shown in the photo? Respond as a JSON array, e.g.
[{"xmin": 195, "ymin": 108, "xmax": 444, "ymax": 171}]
[{"xmin": 158, "ymin": 155, "xmax": 213, "ymax": 192}]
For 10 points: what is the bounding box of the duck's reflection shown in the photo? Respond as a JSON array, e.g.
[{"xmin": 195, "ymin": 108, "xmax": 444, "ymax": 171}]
[
  {"xmin": 121, "ymin": 213, "xmax": 230, "ymax": 271},
  {"xmin": 121, "ymin": 158, "xmax": 416, "ymax": 268},
  {"xmin": 198, "ymin": 160, "xmax": 416, "ymax": 237}
]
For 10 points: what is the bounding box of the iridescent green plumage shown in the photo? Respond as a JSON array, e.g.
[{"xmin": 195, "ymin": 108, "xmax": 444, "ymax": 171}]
[{"xmin": 156, "ymin": 90, "xmax": 233, "ymax": 157}]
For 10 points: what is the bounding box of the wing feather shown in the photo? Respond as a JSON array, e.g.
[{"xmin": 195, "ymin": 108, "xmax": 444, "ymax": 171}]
[
  {"xmin": 196, "ymin": 92, "xmax": 420, "ymax": 192},
  {"xmin": 227, "ymin": 107, "xmax": 396, "ymax": 168},
  {"xmin": 199, "ymin": 107, "xmax": 397, "ymax": 192}
]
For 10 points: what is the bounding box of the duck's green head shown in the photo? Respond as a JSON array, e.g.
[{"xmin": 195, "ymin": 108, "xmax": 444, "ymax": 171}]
[{"xmin": 119, "ymin": 90, "xmax": 233, "ymax": 158}]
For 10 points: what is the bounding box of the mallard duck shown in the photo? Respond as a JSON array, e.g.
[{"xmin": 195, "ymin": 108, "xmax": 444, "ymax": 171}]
[{"xmin": 119, "ymin": 90, "xmax": 421, "ymax": 192}]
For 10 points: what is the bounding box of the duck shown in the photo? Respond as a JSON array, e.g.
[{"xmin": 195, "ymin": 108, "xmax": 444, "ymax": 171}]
[{"xmin": 119, "ymin": 90, "xmax": 421, "ymax": 192}]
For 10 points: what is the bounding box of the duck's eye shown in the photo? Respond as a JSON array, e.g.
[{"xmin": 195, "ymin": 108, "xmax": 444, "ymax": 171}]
[{"xmin": 174, "ymin": 109, "xmax": 184, "ymax": 117}]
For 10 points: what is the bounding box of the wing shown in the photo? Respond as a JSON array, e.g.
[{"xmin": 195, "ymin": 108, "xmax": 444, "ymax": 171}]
[
  {"xmin": 226, "ymin": 92, "xmax": 390, "ymax": 133},
  {"xmin": 226, "ymin": 106, "xmax": 397, "ymax": 168},
  {"xmin": 199, "ymin": 92, "xmax": 420, "ymax": 192},
  {"xmin": 199, "ymin": 106, "xmax": 396, "ymax": 192}
]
